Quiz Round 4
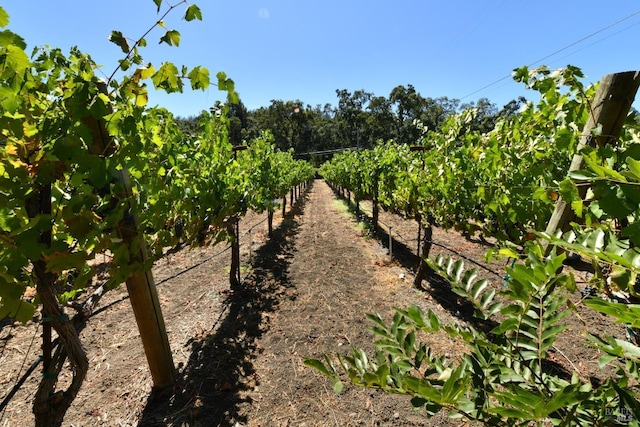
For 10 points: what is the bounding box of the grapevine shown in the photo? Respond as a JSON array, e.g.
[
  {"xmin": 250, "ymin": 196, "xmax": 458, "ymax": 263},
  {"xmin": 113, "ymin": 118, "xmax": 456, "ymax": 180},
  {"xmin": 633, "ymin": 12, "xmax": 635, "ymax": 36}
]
[{"xmin": 0, "ymin": 3, "xmax": 313, "ymax": 425}]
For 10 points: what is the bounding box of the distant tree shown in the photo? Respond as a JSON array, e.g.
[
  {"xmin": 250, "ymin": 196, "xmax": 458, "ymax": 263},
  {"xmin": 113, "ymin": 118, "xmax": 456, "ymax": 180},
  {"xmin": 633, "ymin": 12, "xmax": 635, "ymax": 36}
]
[
  {"xmin": 335, "ymin": 89, "xmax": 372, "ymax": 148},
  {"xmin": 240, "ymin": 85, "xmax": 515, "ymax": 158},
  {"xmin": 497, "ymin": 96, "xmax": 527, "ymax": 119},
  {"xmin": 248, "ymin": 99, "xmax": 309, "ymax": 151},
  {"xmin": 459, "ymin": 97, "xmax": 499, "ymax": 133},
  {"xmin": 421, "ymin": 96, "xmax": 459, "ymax": 131},
  {"xmin": 389, "ymin": 85, "xmax": 459, "ymax": 144},
  {"xmin": 174, "ymin": 114, "xmax": 202, "ymax": 136},
  {"xmin": 389, "ymin": 84, "xmax": 420, "ymax": 143},
  {"xmin": 366, "ymin": 95, "xmax": 395, "ymax": 143},
  {"xmin": 227, "ymin": 100, "xmax": 249, "ymax": 146}
]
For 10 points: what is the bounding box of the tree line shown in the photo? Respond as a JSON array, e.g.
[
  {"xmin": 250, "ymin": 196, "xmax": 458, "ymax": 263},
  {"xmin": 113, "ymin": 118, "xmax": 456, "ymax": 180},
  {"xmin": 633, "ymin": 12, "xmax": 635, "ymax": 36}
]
[{"xmin": 176, "ymin": 85, "xmax": 526, "ymax": 162}]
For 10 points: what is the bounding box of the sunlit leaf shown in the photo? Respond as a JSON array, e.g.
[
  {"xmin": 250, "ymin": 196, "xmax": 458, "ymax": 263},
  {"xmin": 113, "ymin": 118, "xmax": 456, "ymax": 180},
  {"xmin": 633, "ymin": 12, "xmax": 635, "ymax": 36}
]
[
  {"xmin": 0, "ymin": 7, "xmax": 8, "ymax": 28},
  {"xmin": 184, "ymin": 4, "xmax": 202, "ymax": 21},
  {"xmin": 0, "ymin": 30, "xmax": 26, "ymax": 49},
  {"xmin": 159, "ymin": 29, "xmax": 180, "ymax": 46},
  {"xmin": 109, "ymin": 30, "xmax": 130, "ymax": 54}
]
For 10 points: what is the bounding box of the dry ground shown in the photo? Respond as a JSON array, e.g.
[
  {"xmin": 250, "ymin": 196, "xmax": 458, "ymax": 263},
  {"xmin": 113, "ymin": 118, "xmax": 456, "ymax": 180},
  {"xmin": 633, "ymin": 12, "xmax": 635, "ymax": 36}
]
[{"xmin": 0, "ymin": 179, "xmax": 623, "ymax": 426}]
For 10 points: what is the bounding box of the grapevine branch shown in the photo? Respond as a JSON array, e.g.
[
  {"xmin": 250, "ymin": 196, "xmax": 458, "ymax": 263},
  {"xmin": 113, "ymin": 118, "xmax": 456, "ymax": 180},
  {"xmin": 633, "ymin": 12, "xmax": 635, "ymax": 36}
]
[{"xmin": 106, "ymin": 0, "xmax": 188, "ymax": 87}]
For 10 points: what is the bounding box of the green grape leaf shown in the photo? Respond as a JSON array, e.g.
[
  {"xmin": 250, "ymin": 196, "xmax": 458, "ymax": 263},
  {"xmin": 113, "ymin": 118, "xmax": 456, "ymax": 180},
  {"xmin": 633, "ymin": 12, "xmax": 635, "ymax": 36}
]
[
  {"xmin": 135, "ymin": 88, "xmax": 148, "ymax": 107},
  {"xmin": 134, "ymin": 64, "xmax": 156, "ymax": 80},
  {"xmin": 568, "ymin": 170, "xmax": 597, "ymax": 181},
  {"xmin": 184, "ymin": 5, "xmax": 203, "ymax": 21},
  {"xmin": 622, "ymin": 222, "xmax": 640, "ymax": 248},
  {"xmin": 188, "ymin": 66, "xmax": 210, "ymax": 90},
  {"xmin": 159, "ymin": 29, "xmax": 180, "ymax": 47},
  {"xmin": 0, "ymin": 7, "xmax": 8, "ymax": 28},
  {"xmin": 227, "ymin": 90, "xmax": 240, "ymax": 104},
  {"xmin": 151, "ymin": 62, "xmax": 182, "ymax": 93},
  {"xmin": 555, "ymin": 127, "xmax": 574, "ymax": 151},
  {"xmin": 44, "ymin": 251, "xmax": 89, "ymax": 274},
  {"xmin": 153, "ymin": 0, "xmax": 162, "ymax": 12},
  {"xmin": 0, "ymin": 299, "xmax": 36, "ymax": 324},
  {"xmin": 109, "ymin": 30, "xmax": 130, "ymax": 54},
  {"xmin": 627, "ymin": 157, "xmax": 640, "ymax": 181},
  {"xmin": 4, "ymin": 45, "xmax": 30, "ymax": 74},
  {"xmin": 119, "ymin": 58, "xmax": 131, "ymax": 72},
  {"xmin": 0, "ymin": 30, "xmax": 26, "ymax": 49}
]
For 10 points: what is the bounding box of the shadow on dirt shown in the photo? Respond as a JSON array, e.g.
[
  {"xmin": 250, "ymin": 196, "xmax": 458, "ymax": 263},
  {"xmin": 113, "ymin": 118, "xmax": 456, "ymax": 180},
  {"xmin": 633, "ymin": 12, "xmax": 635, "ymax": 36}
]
[
  {"xmin": 326, "ymin": 183, "xmax": 574, "ymax": 380},
  {"xmin": 327, "ymin": 185, "xmax": 501, "ymax": 333},
  {"xmin": 137, "ymin": 183, "xmax": 312, "ymax": 427}
]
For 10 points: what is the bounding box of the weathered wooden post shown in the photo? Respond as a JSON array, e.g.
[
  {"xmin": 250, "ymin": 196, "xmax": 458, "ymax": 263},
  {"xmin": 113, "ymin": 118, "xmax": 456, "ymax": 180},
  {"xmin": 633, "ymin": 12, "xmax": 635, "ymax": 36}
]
[
  {"xmin": 115, "ymin": 169, "xmax": 176, "ymax": 389},
  {"xmin": 372, "ymin": 180, "xmax": 379, "ymax": 230},
  {"xmin": 86, "ymin": 87, "xmax": 175, "ymax": 389},
  {"xmin": 227, "ymin": 217, "xmax": 241, "ymax": 288},
  {"xmin": 229, "ymin": 145, "xmax": 247, "ymax": 286},
  {"xmin": 282, "ymin": 195, "xmax": 287, "ymax": 218},
  {"xmin": 545, "ymin": 71, "xmax": 640, "ymax": 238}
]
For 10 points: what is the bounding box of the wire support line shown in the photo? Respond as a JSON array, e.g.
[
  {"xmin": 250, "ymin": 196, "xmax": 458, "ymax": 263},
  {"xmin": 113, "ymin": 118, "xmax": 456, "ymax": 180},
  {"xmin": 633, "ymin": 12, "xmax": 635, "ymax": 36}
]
[
  {"xmin": 378, "ymin": 219, "xmax": 505, "ymax": 279},
  {"xmin": 294, "ymin": 146, "xmax": 361, "ymax": 158},
  {"xmin": 370, "ymin": 211, "xmax": 505, "ymax": 280},
  {"xmin": 425, "ymin": 239, "xmax": 506, "ymax": 280},
  {"xmin": 347, "ymin": 199, "xmax": 505, "ymax": 276},
  {"xmin": 156, "ymin": 244, "xmax": 232, "ymax": 288},
  {"xmin": 0, "ymin": 323, "xmax": 41, "ymax": 419},
  {"xmin": 460, "ymin": 8, "xmax": 640, "ymax": 101},
  {"xmin": 0, "ymin": 213, "xmax": 272, "ymax": 412},
  {"xmin": 93, "ymin": 214, "xmax": 271, "ymax": 316},
  {"xmin": 240, "ymin": 216, "xmax": 269, "ymax": 239}
]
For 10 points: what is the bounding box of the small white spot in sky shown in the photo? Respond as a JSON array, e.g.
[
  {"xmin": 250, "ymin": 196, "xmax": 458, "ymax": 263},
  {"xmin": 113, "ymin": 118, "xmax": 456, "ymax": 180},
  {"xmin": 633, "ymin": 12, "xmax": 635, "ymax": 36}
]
[{"xmin": 258, "ymin": 8, "xmax": 270, "ymax": 19}]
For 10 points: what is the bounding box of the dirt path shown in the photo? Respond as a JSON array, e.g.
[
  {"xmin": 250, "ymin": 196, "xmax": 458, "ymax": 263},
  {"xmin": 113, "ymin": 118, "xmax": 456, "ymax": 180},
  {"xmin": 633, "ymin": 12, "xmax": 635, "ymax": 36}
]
[
  {"xmin": 136, "ymin": 179, "xmax": 445, "ymax": 426},
  {"xmin": 231, "ymin": 180, "xmax": 441, "ymax": 426}
]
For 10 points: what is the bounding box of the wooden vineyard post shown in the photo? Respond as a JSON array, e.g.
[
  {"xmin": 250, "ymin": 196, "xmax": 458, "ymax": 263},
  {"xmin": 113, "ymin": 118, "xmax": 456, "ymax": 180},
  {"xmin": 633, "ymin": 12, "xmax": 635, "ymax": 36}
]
[
  {"xmin": 85, "ymin": 92, "xmax": 175, "ymax": 389},
  {"xmin": 416, "ymin": 219, "xmax": 422, "ymax": 265},
  {"xmin": 227, "ymin": 217, "xmax": 242, "ymax": 289},
  {"xmin": 267, "ymin": 210, "xmax": 274, "ymax": 237},
  {"xmin": 414, "ymin": 216, "xmax": 434, "ymax": 289},
  {"xmin": 545, "ymin": 71, "xmax": 640, "ymax": 239},
  {"xmin": 248, "ymin": 228, "xmax": 253, "ymax": 264},
  {"xmin": 115, "ymin": 169, "xmax": 176, "ymax": 389},
  {"xmin": 282, "ymin": 195, "xmax": 287, "ymax": 218},
  {"xmin": 372, "ymin": 180, "xmax": 379, "ymax": 230},
  {"xmin": 230, "ymin": 145, "xmax": 247, "ymax": 288}
]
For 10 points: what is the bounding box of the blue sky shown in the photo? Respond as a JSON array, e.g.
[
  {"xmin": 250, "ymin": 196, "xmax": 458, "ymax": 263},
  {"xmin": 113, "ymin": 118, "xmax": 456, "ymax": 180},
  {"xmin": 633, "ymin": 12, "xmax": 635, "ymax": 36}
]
[{"xmin": 4, "ymin": 1, "xmax": 640, "ymax": 117}]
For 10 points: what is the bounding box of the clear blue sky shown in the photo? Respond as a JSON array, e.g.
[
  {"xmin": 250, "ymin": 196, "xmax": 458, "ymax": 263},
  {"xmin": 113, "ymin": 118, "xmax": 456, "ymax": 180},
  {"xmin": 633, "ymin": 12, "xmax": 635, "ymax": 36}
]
[{"xmin": 4, "ymin": 1, "xmax": 640, "ymax": 117}]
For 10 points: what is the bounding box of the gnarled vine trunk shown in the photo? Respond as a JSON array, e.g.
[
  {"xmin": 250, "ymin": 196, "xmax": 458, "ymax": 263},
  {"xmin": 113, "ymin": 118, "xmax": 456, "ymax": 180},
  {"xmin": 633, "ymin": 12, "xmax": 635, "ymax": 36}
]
[
  {"xmin": 27, "ymin": 183, "xmax": 88, "ymax": 427},
  {"xmin": 413, "ymin": 218, "xmax": 434, "ymax": 289}
]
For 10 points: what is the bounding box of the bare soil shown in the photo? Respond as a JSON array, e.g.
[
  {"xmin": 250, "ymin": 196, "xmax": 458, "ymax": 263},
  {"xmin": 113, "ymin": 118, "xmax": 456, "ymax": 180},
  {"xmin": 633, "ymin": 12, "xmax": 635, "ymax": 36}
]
[{"xmin": 0, "ymin": 179, "xmax": 625, "ymax": 426}]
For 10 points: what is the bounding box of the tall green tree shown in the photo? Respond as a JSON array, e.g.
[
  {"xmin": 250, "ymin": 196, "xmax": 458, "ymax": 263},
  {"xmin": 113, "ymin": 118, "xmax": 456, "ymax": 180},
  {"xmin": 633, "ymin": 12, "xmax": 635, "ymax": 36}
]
[
  {"xmin": 335, "ymin": 89, "xmax": 372, "ymax": 148},
  {"xmin": 227, "ymin": 99, "xmax": 249, "ymax": 146},
  {"xmin": 250, "ymin": 99, "xmax": 306, "ymax": 151},
  {"xmin": 366, "ymin": 95, "xmax": 395, "ymax": 144},
  {"xmin": 389, "ymin": 84, "xmax": 423, "ymax": 144}
]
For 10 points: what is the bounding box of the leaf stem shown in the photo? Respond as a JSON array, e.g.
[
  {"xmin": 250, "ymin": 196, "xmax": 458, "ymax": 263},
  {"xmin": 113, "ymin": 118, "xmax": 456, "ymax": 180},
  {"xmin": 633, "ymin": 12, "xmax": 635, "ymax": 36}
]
[{"xmin": 106, "ymin": 0, "xmax": 187, "ymax": 88}]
